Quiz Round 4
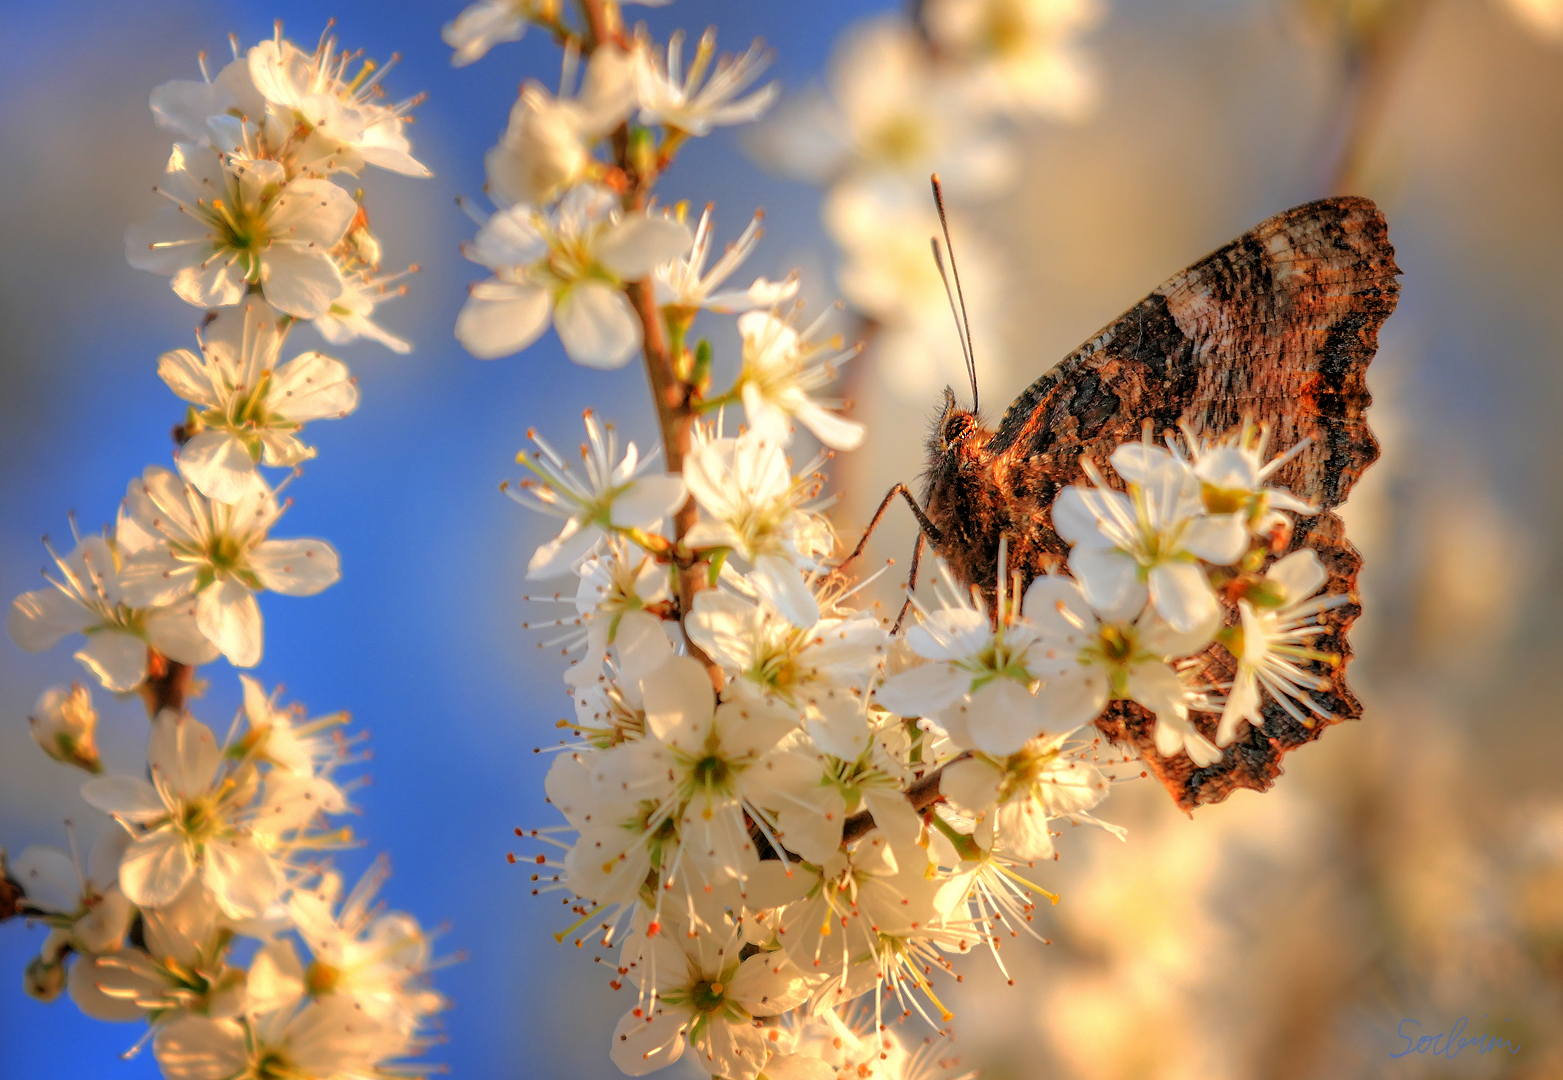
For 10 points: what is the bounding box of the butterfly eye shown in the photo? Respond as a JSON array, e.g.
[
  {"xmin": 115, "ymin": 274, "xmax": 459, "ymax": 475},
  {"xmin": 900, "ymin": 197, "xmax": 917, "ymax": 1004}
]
[{"xmin": 942, "ymin": 414, "xmax": 972, "ymax": 449}]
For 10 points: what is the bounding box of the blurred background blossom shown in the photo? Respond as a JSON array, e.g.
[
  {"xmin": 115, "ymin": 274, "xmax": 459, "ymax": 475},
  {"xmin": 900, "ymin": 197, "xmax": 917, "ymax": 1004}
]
[{"xmin": 3, "ymin": 0, "xmax": 1563, "ymax": 1077}]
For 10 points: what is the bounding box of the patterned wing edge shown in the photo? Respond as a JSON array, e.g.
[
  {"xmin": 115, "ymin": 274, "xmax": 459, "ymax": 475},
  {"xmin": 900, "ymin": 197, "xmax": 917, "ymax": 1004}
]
[{"xmin": 994, "ymin": 197, "xmax": 1399, "ymax": 809}]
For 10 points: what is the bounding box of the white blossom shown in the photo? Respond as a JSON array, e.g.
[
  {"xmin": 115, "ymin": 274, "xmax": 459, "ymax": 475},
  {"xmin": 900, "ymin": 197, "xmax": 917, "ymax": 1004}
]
[
  {"xmin": 160, "ymin": 296, "xmax": 359, "ymax": 501},
  {"xmin": 682, "ymin": 430, "xmax": 835, "ymax": 628},
  {"xmin": 8, "ymin": 528, "xmax": 217, "ymax": 693},
  {"xmin": 876, "ymin": 553, "xmax": 1083, "ymax": 757},
  {"xmin": 752, "ymin": 17, "xmax": 1013, "ymax": 195},
  {"xmin": 612, "ymin": 925, "xmax": 810, "ymax": 1080},
  {"xmin": 126, "ymin": 143, "xmax": 358, "ymax": 318},
  {"xmin": 313, "ymin": 269, "xmax": 414, "ymax": 352},
  {"xmin": 1216, "ymin": 549, "xmax": 1350, "ymax": 747},
  {"xmin": 116, "ymin": 466, "xmax": 340, "ymax": 668},
  {"xmin": 653, "ymin": 207, "xmax": 799, "ymax": 315},
  {"xmin": 456, "ymin": 184, "xmax": 693, "ymax": 366},
  {"xmin": 485, "ymin": 47, "xmax": 636, "ymax": 207},
  {"xmin": 1053, "ymin": 440, "xmax": 1247, "ymax": 633},
  {"xmin": 734, "ymin": 308, "xmax": 864, "ymax": 450},
  {"xmin": 556, "ymin": 541, "xmax": 673, "ymax": 687},
  {"xmin": 632, "ymin": 29, "xmax": 780, "ymax": 136},
  {"xmin": 639, "ymin": 655, "xmax": 804, "ymax": 884},
  {"xmin": 248, "ymin": 31, "xmax": 430, "ymax": 177},
  {"xmin": 81, "ymin": 712, "xmax": 284, "ymax": 917},
  {"xmin": 234, "ymin": 674, "xmax": 352, "ymax": 788},
  {"xmin": 938, "ymin": 732, "xmax": 1119, "ymax": 861},
  {"xmin": 1172, "ymin": 419, "xmax": 1318, "ymax": 540},
  {"xmin": 684, "ymin": 588, "xmax": 885, "ymax": 723},
  {"xmin": 150, "ymin": 54, "xmax": 269, "ymax": 147},
  {"xmin": 444, "ymin": 0, "xmax": 673, "ymax": 67},
  {"xmin": 12, "ymin": 831, "xmax": 133, "ymax": 957},
  {"xmin": 286, "ymin": 861, "xmax": 446, "ymax": 1047},
  {"xmin": 922, "ymin": 0, "xmax": 1101, "ymax": 119},
  {"xmin": 82, "ymin": 879, "xmax": 245, "ymax": 1023},
  {"xmin": 1023, "ymin": 572, "xmax": 1222, "ymax": 764},
  {"xmin": 153, "ymin": 994, "xmax": 388, "ymax": 1080},
  {"xmin": 508, "ymin": 411, "xmax": 686, "ymax": 579}
]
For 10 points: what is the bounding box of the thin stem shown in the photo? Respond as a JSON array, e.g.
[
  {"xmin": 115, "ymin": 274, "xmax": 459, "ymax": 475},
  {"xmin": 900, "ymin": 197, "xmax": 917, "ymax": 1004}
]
[
  {"xmin": 577, "ymin": 0, "xmax": 621, "ymax": 51},
  {"xmin": 1327, "ymin": 0, "xmax": 1433, "ymax": 196}
]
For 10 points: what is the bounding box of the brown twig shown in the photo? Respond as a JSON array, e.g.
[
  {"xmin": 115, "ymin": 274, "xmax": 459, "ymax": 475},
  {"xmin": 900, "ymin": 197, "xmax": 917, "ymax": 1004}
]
[
  {"xmin": 840, "ymin": 758, "xmax": 962, "ymax": 845},
  {"xmin": 577, "ymin": 0, "xmax": 622, "ymax": 51},
  {"xmin": 578, "ymin": 0, "xmax": 721, "ymax": 691},
  {"xmin": 0, "ymin": 851, "xmax": 23, "ymax": 922},
  {"xmin": 137, "ymin": 650, "xmax": 193, "ymax": 717}
]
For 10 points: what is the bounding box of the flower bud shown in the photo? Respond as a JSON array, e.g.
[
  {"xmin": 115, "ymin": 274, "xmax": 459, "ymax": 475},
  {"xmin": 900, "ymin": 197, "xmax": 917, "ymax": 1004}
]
[
  {"xmin": 24, "ymin": 954, "xmax": 66, "ymax": 1002},
  {"xmin": 30, "ymin": 685, "xmax": 101, "ymax": 773},
  {"xmin": 350, "ymin": 225, "xmax": 382, "ymax": 268}
]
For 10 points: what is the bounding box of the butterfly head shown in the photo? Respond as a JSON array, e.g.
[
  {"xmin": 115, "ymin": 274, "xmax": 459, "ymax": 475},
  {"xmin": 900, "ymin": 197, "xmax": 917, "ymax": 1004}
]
[{"xmin": 929, "ymin": 386, "xmax": 987, "ymax": 459}]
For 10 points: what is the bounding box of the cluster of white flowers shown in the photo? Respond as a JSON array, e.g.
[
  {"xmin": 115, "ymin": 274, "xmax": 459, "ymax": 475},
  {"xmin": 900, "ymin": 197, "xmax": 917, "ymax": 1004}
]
[
  {"xmin": 752, "ymin": 0, "xmax": 1101, "ymax": 398},
  {"xmin": 436, "ymin": 3, "xmax": 1349, "ymax": 1079},
  {"xmin": 2, "ymin": 24, "xmax": 445, "ymax": 1080},
  {"xmin": 508, "ymin": 403, "xmax": 1352, "ymax": 1079}
]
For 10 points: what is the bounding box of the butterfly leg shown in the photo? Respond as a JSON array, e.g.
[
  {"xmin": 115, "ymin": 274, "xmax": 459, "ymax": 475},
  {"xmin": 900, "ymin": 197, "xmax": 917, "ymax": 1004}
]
[
  {"xmin": 891, "ymin": 531, "xmax": 925, "ymax": 635},
  {"xmin": 831, "ymin": 484, "xmax": 943, "ymax": 635},
  {"xmin": 835, "ymin": 483, "xmax": 944, "ymax": 576}
]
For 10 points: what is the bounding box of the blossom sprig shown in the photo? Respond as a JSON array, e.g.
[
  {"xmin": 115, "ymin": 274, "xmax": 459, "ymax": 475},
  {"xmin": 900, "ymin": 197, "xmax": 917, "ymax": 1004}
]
[
  {"xmin": 4, "ymin": 23, "xmax": 444, "ymax": 1080},
  {"xmin": 127, "ymin": 27, "xmax": 426, "ymax": 328}
]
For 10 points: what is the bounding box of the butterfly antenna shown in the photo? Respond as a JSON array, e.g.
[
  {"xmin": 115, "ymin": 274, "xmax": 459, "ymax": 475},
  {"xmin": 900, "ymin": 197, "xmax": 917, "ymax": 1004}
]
[
  {"xmin": 930, "ymin": 174, "xmax": 978, "ymax": 414},
  {"xmin": 930, "ymin": 238, "xmax": 972, "ymax": 392}
]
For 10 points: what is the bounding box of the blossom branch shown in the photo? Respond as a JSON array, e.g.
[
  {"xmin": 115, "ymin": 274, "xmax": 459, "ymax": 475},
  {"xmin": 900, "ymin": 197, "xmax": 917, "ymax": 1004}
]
[{"xmin": 840, "ymin": 756, "xmax": 964, "ymax": 846}]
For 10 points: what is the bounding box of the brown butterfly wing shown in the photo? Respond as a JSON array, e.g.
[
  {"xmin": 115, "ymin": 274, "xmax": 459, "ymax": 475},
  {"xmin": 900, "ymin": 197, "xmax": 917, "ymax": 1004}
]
[{"xmin": 989, "ymin": 196, "xmax": 1399, "ymax": 809}]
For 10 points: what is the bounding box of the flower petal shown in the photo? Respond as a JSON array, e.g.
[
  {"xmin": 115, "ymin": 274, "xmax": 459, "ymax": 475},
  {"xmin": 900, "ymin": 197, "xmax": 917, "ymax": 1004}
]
[
  {"xmin": 554, "ymin": 281, "xmax": 641, "ymax": 368},
  {"xmin": 149, "ymin": 712, "xmax": 222, "ymax": 798},
  {"xmin": 594, "ymin": 214, "xmax": 693, "ymax": 278},
  {"xmin": 249, "ymin": 538, "xmax": 341, "ymax": 596},
  {"xmin": 750, "ymin": 554, "xmax": 818, "ymax": 629},
  {"xmin": 152, "ymin": 1016, "xmax": 249, "ymax": 1080},
  {"xmin": 1147, "ymin": 560, "xmax": 1218, "ymax": 633},
  {"xmin": 118, "ymin": 829, "xmax": 195, "ymax": 908},
  {"xmin": 11, "ymin": 846, "xmax": 80, "ymax": 913},
  {"xmin": 874, "ymin": 660, "xmax": 968, "ymax": 718},
  {"xmin": 455, "ymin": 279, "xmax": 552, "ymax": 359},
  {"xmin": 259, "ymin": 245, "xmax": 345, "ymax": 319},
  {"xmin": 641, "ymin": 655, "xmax": 716, "ymax": 751},
  {"xmin": 527, "ymin": 520, "xmax": 603, "ymax": 580},
  {"xmin": 203, "ymin": 836, "xmax": 280, "ymax": 919},
  {"xmin": 611, "ymin": 1006, "xmax": 687, "ymax": 1077},
  {"xmin": 266, "ymin": 178, "xmax": 358, "ymax": 248},
  {"xmin": 118, "ymin": 546, "xmax": 200, "ymax": 608},
  {"xmin": 1181, "ymin": 512, "xmax": 1248, "ymax": 565},
  {"xmin": 609, "ymin": 474, "xmax": 687, "ymax": 530},
  {"xmin": 145, "ymin": 603, "xmax": 222, "ymax": 666},
  {"xmin": 268, "ymin": 351, "xmax": 359, "ymax": 421},
  {"xmin": 81, "ymin": 776, "xmax": 166, "ymax": 822},
  {"xmin": 8, "ymin": 588, "xmax": 93, "ymax": 653},
  {"xmin": 196, "ymin": 579, "xmax": 263, "ymax": 667},
  {"xmin": 176, "ymin": 430, "xmax": 261, "ymax": 503},
  {"xmin": 75, "ymin": 630, "xmax": 150, "ymax": 693}
]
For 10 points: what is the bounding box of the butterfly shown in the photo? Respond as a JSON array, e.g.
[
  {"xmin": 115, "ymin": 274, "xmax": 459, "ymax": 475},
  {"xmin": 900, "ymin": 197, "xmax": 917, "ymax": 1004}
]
[{"xmin": 873, "ymin": 192, "xmax": 1400, "ymax": 812}]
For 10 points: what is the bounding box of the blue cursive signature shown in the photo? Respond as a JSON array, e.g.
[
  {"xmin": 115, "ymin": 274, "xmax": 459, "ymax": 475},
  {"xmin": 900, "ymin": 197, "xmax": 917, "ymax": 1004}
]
[{"xmin": 1391, "ymin": 1017, "xmax": 1521, "ymax": 1058}]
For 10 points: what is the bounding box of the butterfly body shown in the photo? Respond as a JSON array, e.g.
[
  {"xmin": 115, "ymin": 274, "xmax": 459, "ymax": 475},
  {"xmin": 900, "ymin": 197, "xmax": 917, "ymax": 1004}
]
[{"xmin": 916, "ymin": 195, "xmax": 1400, "ymax": 809}]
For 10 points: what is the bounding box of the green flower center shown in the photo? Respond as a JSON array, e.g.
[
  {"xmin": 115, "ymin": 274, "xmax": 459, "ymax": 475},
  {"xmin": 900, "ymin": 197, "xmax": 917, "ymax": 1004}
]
[
  {"xmin": 691, "ymin": 754, "xmax": 731, "ymax": 791},
  {"xmin": 206, "ymin": 533, "xmax": 245, "ymax": 572},
  {"xmin": 689, "ymin": 978, "xmax": 727, "ymax": 1013}
]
